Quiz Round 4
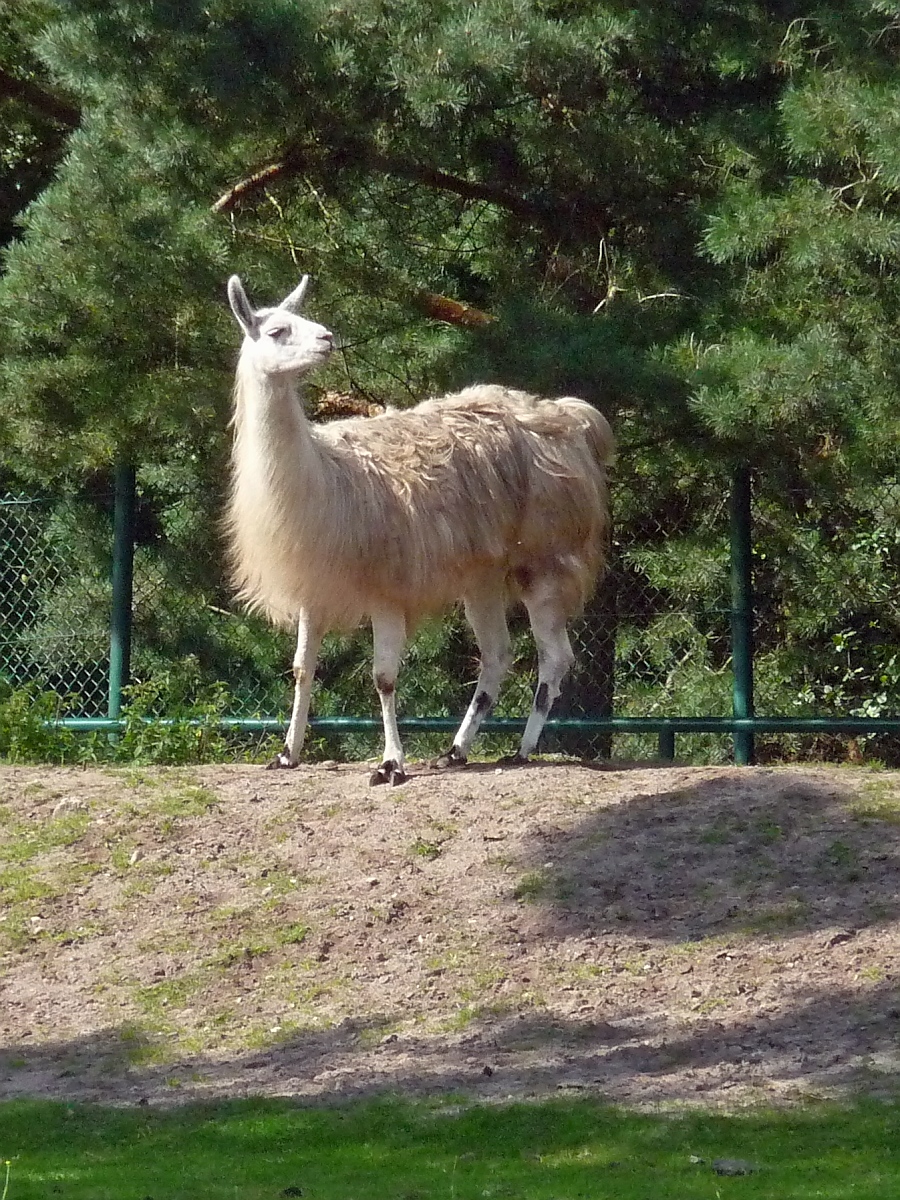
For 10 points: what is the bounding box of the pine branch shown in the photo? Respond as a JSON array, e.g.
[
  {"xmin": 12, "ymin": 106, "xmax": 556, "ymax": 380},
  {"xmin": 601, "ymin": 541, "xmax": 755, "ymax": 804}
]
[
  {"xmin": 212, "ymin": 140, "xmax": 551, "ymax": 226},
  {"xmin": 0, "ymin": 66, "xmax": 79, "ymax": 127},
  {"xmin": 210, "ymin": 160, "xmax": 290, "ymax": 213},
  {"xmin": 416, "ymin": 291, "xmax": 494, "ymax": 328},
  {"xmin": 364, "ymin": 150, "xmax": 546, "ymax": 224}
]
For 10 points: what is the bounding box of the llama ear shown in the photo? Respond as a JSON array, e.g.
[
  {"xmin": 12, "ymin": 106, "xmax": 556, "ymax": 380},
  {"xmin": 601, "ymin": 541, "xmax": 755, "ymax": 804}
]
[
  {"xmin": 280, "ymin": 275, "xmax": 310, "ymax": 313},
  {"xmin": 227, "ymin": 275, "xmax": 260, "ymax": 338}
]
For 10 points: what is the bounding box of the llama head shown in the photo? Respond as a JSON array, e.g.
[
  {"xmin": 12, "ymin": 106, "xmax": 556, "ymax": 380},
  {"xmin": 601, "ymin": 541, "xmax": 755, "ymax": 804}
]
[{"xmin": 228, "ymin": 275, "xmax": 333, "ymax": 377}]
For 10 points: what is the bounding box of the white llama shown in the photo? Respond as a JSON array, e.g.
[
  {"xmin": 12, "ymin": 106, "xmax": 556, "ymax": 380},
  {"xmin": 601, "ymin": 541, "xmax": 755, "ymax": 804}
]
[{"xmin": 226, "ymin": 274, "xmax": 614, "ymax": 784}]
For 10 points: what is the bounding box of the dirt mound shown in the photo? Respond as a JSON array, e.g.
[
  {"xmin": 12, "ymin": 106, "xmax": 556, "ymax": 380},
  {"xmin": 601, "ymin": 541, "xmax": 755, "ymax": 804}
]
[{"xmin": 0, "ymin": 759, "xmax": 898, "ymax": 1108}]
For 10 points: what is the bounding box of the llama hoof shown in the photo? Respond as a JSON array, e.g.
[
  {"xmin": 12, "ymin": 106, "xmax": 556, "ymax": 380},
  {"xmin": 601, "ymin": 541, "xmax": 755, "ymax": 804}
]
[
  {"xmin": 266, "ymin": 751, "xmax": 299, "ymax": 770},
  {"xmin": 369, "ymin": 760, "xmax": 409, "ymax": 787},
  {"xmin": 497, "ymin": 753, "xmax": 529, "ymax": 767},
  {"xmin": 430, "ymin": 747, "xmax": 468, "ymax": 770}
]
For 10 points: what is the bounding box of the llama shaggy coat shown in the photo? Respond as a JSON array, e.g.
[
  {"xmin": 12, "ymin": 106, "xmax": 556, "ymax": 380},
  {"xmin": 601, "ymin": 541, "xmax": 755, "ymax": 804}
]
[{"xmin": 227, "ymin": 377, "xmax": 613, "ymax": 633}]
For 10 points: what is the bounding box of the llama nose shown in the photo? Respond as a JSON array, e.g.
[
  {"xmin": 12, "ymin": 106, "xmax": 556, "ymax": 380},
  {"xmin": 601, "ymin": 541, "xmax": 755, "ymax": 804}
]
[{"xmin": 319, "ymin": 329, "xmax": 334, "ymax": 345}]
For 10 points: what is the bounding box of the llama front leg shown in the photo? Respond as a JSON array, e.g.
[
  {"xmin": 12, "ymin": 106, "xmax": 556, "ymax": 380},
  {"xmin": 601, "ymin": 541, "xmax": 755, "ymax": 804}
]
[
  {"xmin": 268, "ymin": 610, "xmax": 322, "ymax": 769},
  {"xmin": 514, "ymin": 585, "xmax": 576, "ymax": 763},
  {"xmin": 370, "ymin": 610, "xmax": 409, "ymax": 786},
  {"xmin": 434, "ymin": 589, "xmax": 511, "ymax": 768}
]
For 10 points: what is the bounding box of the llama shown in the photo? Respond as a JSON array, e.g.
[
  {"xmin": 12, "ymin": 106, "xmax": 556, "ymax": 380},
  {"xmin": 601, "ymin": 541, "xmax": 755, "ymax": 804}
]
[{"xmin": 226, "ymin": 273, "xmax": 614, "ymax": 784}]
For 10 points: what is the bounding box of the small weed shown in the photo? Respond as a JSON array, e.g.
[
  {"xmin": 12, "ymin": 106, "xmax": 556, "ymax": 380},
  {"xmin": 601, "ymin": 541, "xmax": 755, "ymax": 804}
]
[
  {"xmin": 753, "ymin": 818, "xmax": 783, "ymax": 844},
  {"xmin": 455, "ymin": 964, "xmax": 506, "ymax": 1002},
  {"xmin": 621, "ymin": 958, "xmax": 654, "ymax": 976},
  {"xmin": 119, "ymin": 861, "xmax": 175, "ymax": 901},
  {"xmin": 254, "ymin": 868, "xmax": 307, "ymax": 897},
  {"xmin": 669, "ymin": 935, "xmax": 726, "ymax": 957},
  {"xmin": 694, "ymin": 995, "xmax": 728, "ymax": 1014},
  {"xmin": 699, "ymin": 823, "xmax": 731, "ymax": 845},
  {"xmin": 276, "ymin": 922, "xmax": 310, "ymax": 946},
  {"xmin": 566, "ymin": 962, "xmax": 609, "ymax": 982},
  {"xmin": 107, "ymin": 842, "xmax": 139, "ymax": 873},
  {"xmin": 439, "ymin": 999, "xmax": 519, "ymax": 1032},
  {"xmin": 356, "ymin": 1019, "xmax": 403, "ymax": 1048},
  {"xmin": 136, "ymin": 931, "xmax": 196, "ymax": 954},
  {"xmin": 426, "ymin": 949, "xmax": 465, "ymax": 972},
  {"xmin": 207, "ymin": 940, "xmax": 273, "ymax": 969},
  {"xmin": 511, "ymin": 867, "xmax": 574, "ymax": 903},
  {"xmin": 512, "ymin": 869, "xmax": 553, "ymax": 902},
  {"xmin": 410, "ymin": 838, "xmax": 442, "ymax": 861},
  {"xmin": 52, "ymin": 920, "xmax": 105, "ymax": 945},
  {"xmin": 820, "ymin": 839, "xmax": 861, "ymax": 880},
  {"xmin": 209, "ymin": 902, "xmax": 252, "ymax": 926}
]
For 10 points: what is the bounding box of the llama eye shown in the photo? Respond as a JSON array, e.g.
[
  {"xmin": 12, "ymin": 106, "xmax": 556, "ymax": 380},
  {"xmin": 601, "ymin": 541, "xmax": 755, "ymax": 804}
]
[{"xmin": 266, "ymin": 325, "xmax": 288, "ymax": 340}]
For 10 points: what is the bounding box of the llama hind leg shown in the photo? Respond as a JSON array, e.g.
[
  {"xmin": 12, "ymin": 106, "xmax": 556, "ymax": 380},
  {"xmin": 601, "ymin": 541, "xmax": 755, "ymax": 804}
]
[
  {"xmin": 370, "ymin": 610, "xmax": 409, "ymax": 786},
  {"xmin": 433, "ymin": 590, "xmax": 511, "ymax": 768},
  {"xmin": 269, "ymin": 610, "xmax": 323, "ymax": 769},
  {"xmin": 513, "ymin": 581, "xmax": 576, "ymax": 763}
]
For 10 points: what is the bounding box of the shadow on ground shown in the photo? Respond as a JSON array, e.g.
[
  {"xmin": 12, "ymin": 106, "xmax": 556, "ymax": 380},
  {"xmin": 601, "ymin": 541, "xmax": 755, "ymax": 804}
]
[
  {"xmin": 513, "ymin": 767, "xmax": 900, "ymax": 941},
  {"xmin": 2, "ymin": 967, "xmax": 898, "ymax": 1107}
]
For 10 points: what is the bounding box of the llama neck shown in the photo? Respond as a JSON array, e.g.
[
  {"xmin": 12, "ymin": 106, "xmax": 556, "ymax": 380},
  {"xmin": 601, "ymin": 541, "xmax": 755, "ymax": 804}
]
[{"xmin": 231, "ymin": 360, "xmax": 325, "ymax": 524}]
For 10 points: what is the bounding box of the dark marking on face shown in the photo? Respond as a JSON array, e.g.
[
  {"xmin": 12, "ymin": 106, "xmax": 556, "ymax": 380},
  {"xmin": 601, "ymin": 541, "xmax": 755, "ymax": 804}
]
[
  {"xmin": 375, "ymin": 675, "xmax": 395, "ymax": 695},
  {"xmin": 474, "ymin": 690, "xmax": 494, "ymax": 717},
  {"xmin": 535, "ymin": 682, "xmax": 550, "ymax": 713}
]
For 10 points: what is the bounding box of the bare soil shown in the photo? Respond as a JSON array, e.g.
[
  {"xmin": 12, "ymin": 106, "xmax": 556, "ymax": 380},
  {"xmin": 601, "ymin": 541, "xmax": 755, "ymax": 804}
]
[{"xmin": 1, "ymin": 758, "xmax": 898, "ymax": 1110}]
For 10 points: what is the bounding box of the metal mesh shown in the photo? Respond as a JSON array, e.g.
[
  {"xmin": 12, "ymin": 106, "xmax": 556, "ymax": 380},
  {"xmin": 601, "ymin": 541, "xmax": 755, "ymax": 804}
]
[
  {"xmin": 0, "ymin": 496, "xmax": 111, "ymax": 715},
  {"xmin": 751, "ymin": 472, "xmax": 900, "ymax": 763},
  {"xmin": 0, "ymin": 475, "xmax": 738, "ymax": 762},
  {"xmin": 4, "ymin": 465, "xmax": 899, "ymax": 767}
]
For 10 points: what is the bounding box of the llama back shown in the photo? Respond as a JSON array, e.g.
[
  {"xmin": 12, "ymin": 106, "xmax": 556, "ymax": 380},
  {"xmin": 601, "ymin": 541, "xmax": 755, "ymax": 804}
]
[{"xmin": 326, "ymin": 385, "xmax": 614, "ymax": 617}]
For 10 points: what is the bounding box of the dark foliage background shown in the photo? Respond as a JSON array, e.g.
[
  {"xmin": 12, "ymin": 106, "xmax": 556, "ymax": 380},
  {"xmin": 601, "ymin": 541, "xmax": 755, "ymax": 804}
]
[{"xmin": 3, "ymin": 0, "xmax": 900, "ymax": 762}]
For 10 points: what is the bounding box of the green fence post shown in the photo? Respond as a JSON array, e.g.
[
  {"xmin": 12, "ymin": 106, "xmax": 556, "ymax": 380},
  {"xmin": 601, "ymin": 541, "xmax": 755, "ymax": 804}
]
[
  {"xmin": 730, "ymin": 466, "xmax": 755, "ymax": 765},
  {"xmin": 108, "ymin": 464, "xmax": 136, "ymax": 720}
]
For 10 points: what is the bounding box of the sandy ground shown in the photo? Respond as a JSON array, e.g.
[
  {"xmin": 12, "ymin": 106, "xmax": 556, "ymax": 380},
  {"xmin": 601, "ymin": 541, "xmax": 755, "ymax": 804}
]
[{"xmin": 0, "ymin": 758, "xmax": 898, "ymax": 1109}]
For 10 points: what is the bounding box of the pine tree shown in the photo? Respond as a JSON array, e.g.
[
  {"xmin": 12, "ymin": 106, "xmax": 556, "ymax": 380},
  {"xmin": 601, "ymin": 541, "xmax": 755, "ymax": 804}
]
[{"xmin": 3, "ymin": 0, "xmax": 900, "ymax": 754}]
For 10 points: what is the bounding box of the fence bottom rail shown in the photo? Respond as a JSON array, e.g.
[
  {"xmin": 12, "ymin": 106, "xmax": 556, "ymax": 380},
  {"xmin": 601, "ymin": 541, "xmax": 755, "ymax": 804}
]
[{"xmin": 43, "ymin": 715, "xmax": 900, "ymax": 736}]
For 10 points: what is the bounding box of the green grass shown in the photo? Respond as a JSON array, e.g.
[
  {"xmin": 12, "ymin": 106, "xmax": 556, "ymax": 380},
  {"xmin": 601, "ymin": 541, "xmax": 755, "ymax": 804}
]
[
  {"xmin": 852, "ymin": 780, "xmax": 900, "ymax": 824},
  {"xmin": 0, "ymin": 1094, "xmax": 899, "ymax": 1199}
]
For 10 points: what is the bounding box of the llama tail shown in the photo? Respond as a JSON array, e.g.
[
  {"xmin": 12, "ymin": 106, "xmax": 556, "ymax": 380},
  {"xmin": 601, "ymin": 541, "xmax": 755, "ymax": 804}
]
[{"xmin": 556, "ymin": 397, "xmax": 616, "ymax": 467}]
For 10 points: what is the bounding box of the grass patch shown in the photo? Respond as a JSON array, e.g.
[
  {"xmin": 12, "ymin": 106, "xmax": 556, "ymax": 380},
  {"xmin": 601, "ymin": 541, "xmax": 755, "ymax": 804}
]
[
  {"xmin": 133, "ymin": 973, "xmax": 204, "ymax": 1020},
  {"xmin": 851, "ymin": 780, "xmax": 900, "ymax": 824},
  {"xmin": 0, "ymin": 810, "xmax": 90, "ymax": 864},
  {"xmin": 0, "ymin": 1094, "xmax": 899, "ymax": 1199},
  {"xmin": 512, "ymin": 868, "xmax": 573, "ymax": 903},
  {"xmin": 149, "ymin": 785, "xmax": 220, "ymax": 827},
  {"xmin": 740, "ymin": 899, "xmax": 811, "ymax": 934}
]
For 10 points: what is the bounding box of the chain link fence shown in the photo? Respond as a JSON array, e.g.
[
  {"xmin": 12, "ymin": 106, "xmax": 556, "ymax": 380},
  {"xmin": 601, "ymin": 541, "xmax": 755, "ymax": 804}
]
[
  {"xmin": 3, "ymin": 463, "xmax": 900, "ymax": 764},
  {"xmin": 0, "ymin": 495, "xmax": 110, "ymax": 716}
]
